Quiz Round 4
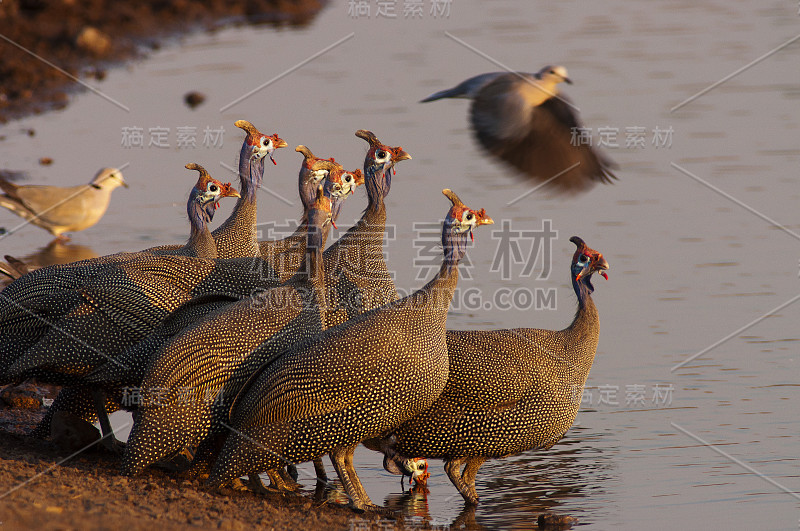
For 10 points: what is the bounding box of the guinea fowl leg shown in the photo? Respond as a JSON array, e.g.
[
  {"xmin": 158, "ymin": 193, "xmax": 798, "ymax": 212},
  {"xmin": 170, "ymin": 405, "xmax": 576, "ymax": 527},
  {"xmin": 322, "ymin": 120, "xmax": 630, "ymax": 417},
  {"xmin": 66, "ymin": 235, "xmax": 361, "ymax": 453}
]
[
  {"xmin": 264, "ymin": 468, "xmax": 299, "ymax": 492},
  {"xmin": 444, "ymin": 458, "xmax": 478, "ymax": 505},
  {"xmin": 313, "ymin": 457, "xmax": 328, "ymax": 483},
  {"xmin": 330, "ymin": 444, "xmax": 381, "ymax": 511},
  {"xmin": 343, "ymin": 447, "xmax": 369, "ymax": 503},
  {"xmin": 91, "ymin": 389, "xmax": 125, "ymax": 454},
  {"xmin": 247, "ymin": 473, "xmax": 270, "ymax": 494},
  {"xmin": 460, "ymin": 456, "xmax": 486, "ymax": 504}
]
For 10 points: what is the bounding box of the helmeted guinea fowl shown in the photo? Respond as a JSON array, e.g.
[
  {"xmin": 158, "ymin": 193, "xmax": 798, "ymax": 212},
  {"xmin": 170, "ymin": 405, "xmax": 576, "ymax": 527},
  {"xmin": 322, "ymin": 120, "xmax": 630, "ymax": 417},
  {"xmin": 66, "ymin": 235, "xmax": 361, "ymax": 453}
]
[
  {"xmin": 256, "ymin": 145, "xmax": 362, "ymax": 283},
  {"xmin": 0, "ymin": 119, "xmax": 284, "ymax": 378},
  {"xmin": 150, "ymin": 120, "xmax": 287, "ymax": 259},
  {"xmin": 421, "ymin": 66, "xmax": 617, "ymax": 194},
  {"xmin": 1, "ymin": 166, "xmax": 240, "ymax": 443},
  {"xmin": 322, "ymin": 130, "xmax": 411, "ymax": 327},
  {"xmin": 364, "ymin": 236, "xmax": 609, "ymax": 505},
  {"xmin": 0, "ymin": 163, "xmax": 242, "ymax": 377},
  {"xmin": 207, "ymin": 189, "xmax": 493, "ymax": 512},
  {"xmin": 85, "ymin": 162, "xmax": 362, "ymax": 407},
  {"xmin": 209, "ymin": 120, "xmax": 287, "ymax": 258},
  {"xmin": 121, "ymin": 184, "xmax": 335, "ymax": 478},
  {"xmin": 0, "ymin": 167, "xmax": 127, "ymax": 243}
]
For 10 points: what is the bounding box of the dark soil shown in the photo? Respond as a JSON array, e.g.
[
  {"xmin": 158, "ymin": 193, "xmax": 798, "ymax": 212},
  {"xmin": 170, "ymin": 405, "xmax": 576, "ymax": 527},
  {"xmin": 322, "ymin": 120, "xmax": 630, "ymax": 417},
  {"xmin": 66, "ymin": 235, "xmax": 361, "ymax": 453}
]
[
  {"xmin": 0, "ymin": 384, "xmax": 402, "ymax": 530},
  {"xmin": 0, "ymin": 0, "xmax": 328, "ymax": 123}
]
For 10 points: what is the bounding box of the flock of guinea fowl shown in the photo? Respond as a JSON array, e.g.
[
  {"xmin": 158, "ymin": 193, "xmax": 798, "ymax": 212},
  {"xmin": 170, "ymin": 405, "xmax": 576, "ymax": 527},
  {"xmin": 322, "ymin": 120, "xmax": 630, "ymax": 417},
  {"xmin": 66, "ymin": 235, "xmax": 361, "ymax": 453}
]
[{"xmin": 0, "ymin": 66, "xmax": 615, "ymax": 513}]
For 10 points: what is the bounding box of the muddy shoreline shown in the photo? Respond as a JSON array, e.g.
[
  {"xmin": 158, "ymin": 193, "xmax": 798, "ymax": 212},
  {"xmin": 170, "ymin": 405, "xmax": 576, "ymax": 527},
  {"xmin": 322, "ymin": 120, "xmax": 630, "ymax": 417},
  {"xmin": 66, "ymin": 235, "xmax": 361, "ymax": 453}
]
[
  {"xmin": 0, "ymin": 388, "xmax": 405, "ymax": 530},
  {"xmin": 0, "ymin": 2, "xmax": 402, "ymax": 529},
  {"xmin": 0, "ymin": 0, "xmax": 327, "ymax": 123}
]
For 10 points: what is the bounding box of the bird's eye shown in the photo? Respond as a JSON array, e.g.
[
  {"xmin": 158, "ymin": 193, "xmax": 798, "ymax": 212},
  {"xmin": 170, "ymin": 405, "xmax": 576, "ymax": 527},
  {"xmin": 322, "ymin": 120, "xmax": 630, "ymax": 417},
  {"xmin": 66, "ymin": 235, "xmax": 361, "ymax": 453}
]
[
  {"xmin": 466, "ymin": 212, "xmax": 474, "ymax": 221},
  {"xmin": 376, "ymin": 150, "xmax": 388, "ymax": 160},
  {"xmin": 208, "ymin": 184, "xmax": 218, "ymax": 193},
  {"xmin": 343, "ymin": 174, "xmax": 352, "ymax": 182},
  {"xmin": 261, "ymin": 137, "xmax": 272, "ymax": 148}
]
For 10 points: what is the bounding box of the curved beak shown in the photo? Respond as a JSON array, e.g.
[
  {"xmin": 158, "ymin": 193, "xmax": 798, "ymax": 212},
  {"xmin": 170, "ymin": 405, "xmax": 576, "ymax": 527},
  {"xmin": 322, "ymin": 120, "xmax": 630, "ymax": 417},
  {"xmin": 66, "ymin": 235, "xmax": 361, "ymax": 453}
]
[
  {"xmin": 393, "ymin": 147, "xmax": 412, "ymax": 162},
  {"xmin": 272, "ymin": 135, "xmax": 288, "ymax": 149},
  {"xmin": 595, "ymin": 254, "xmax": 609, "ymax": 280},
  {"xmin": 221, "ymin": 183, "xmax": 241, "ymax": 199}
]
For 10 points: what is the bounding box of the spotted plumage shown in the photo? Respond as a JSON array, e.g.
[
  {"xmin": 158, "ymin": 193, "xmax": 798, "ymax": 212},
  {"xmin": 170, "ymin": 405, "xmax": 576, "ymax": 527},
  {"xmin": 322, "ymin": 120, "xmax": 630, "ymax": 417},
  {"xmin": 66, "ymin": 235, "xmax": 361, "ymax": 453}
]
[
  {"xmin": 365, "ymin": 236, "xmax": 610, "ymax": 505},
  {"xmin": 0, "ymin": 120, "xmax": 280, "ymax": 377},
  {"xmin": 85, "ymin": 155, "xmax": 363, "ymax": 406},
  {"xmin": 206, "ymin": 189, "xmax": 493, "ymax": 512},
  {"xmin": 256, "ymin": 146, "xmax": 362, "ymax": 283},
  {"xmin": 322, "ymin": 130, "xmax": 410, "ymax": 327},
  {"xmin": 0, "ymin": 166, "xmax": 256, "ymax": 444},
  {"xmin": 121, "ymin": 186, "xmax": 334, "ymax": 477}
]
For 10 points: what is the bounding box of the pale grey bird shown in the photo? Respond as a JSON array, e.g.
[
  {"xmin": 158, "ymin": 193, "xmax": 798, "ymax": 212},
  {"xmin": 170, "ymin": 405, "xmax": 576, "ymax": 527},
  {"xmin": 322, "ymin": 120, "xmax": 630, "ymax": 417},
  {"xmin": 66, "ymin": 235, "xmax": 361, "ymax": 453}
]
[
  {"xmin": 0, "ymin": 168, "xmax": 127, "ymax": 242},
  {"xmin": 421, "ymin": 65, "xmax": 617, "ymax": 194}
]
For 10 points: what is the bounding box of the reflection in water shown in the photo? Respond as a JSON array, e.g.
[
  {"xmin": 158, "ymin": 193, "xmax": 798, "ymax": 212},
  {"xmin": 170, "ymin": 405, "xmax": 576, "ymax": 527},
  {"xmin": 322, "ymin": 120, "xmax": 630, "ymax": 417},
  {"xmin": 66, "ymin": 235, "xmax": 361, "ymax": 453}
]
[
  {"xmin": 16, "ymin": 240, "xmax": 98, "ymax": 269},
  {"xmin": 474, "ymin": 431, "xmax": 614, "ymax": 528},
  {"xmin": 372, "ymin": 428, "xmax": 613, "ymax": 529},
  {"xmin": 384, "ymin": 484, "xmax": 434, "ymax": 525},
  {"xmin": 0, "ymin": 241, "xmax": 99, "ymax": 286}
]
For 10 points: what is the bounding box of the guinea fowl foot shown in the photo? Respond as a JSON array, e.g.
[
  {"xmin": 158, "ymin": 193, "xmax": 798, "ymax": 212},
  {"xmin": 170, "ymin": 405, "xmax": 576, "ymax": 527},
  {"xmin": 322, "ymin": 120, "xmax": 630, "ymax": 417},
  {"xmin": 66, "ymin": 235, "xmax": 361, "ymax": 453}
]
[
  {"xmin": 265, "ymin": 468, "xmax": 301, "ymax": 492},
  {"xmin": 99, "ymin": 436, "xmax": 127, "ymax": 455}
]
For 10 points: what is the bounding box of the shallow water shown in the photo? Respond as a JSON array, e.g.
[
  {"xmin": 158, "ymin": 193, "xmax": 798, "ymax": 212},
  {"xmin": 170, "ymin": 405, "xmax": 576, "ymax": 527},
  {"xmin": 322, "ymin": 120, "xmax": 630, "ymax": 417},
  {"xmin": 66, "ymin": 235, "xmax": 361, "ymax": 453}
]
[{"xmin": 2, "ymin": 1, "xmax": 800, "ymax": 528}]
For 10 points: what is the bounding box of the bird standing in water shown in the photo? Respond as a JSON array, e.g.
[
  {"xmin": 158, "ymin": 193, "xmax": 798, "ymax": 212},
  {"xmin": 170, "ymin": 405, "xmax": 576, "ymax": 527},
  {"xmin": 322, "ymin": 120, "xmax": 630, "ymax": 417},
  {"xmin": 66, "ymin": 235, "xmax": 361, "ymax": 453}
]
[
  {"xmin": 421, "ymin": 65, "xmax": 617, "ymax": 194},
  {"xmin": 365, "ymin": 237, "xmax": 610, "ymax": 505}
]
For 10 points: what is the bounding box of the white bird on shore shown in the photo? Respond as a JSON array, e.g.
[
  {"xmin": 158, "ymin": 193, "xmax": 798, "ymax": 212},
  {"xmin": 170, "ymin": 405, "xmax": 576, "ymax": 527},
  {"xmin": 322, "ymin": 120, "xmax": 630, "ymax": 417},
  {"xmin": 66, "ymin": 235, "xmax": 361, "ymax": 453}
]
[{"xmin": 0, "ymin": 167, "xmax": 127, "ymax": 243}]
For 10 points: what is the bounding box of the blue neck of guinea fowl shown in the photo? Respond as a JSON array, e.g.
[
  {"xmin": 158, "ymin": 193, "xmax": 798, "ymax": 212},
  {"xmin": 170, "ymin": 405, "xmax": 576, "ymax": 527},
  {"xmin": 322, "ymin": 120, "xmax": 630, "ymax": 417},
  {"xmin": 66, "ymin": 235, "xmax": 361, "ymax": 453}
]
[
  {"xmin": 365, "ymin": 162, "xmax": 390, "ymax": 215},
  {"xmin": 442, "ymin": 220, "xmax": 469, "ymax": 275},
  {"xmin": 299, "ymin": 172, "xmax": 317, "ymax": 212},
  {"xmin": 186, "ymin": 190, "xmax": 217, "ymax": 256},
  {"xmin": 238, "ymin": 141, "xmax": 265, "ymax": 203},
  {"xmin": 572, "ymin": 271, "xmax": 595, "ymax": 309},
  {"xmin": 304, "ymin": 209, "xmax": 327, "ymax": 289},
  {"xmin": 569, "ymin": 271, "xmax": 599, "ymax": 336},
  {"xmin": 186, "ymin": 191, "xmax": 214, "ymax": 238}
]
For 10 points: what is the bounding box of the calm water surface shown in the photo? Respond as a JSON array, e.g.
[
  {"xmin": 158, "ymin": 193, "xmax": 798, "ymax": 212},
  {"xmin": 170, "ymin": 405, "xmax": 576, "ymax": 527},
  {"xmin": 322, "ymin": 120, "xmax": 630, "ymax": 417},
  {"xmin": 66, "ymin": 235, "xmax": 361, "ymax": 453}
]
[{"xmin": 1, "ymin": 1, "xmax": 799, "ymax": 529}]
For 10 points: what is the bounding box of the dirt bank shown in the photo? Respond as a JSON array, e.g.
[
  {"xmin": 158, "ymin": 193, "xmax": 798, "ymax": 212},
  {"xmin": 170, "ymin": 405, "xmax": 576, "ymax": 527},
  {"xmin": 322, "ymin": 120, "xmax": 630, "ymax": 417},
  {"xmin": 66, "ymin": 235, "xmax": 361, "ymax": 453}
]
[
  {"xmin": 0, "ymin": 0, "xmax": 327, "ymax": 123},
  {"xmin": 0, "ymin": 400, "xmax": 399, "ymax": 530}
]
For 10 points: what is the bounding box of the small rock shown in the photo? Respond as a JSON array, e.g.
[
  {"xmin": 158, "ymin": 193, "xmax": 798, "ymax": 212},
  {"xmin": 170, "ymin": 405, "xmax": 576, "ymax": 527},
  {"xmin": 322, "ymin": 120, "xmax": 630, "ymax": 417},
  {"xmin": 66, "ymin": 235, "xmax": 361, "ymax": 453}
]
[
  {"xmin": 538, "ymin": 512, "xmax": 578, "ymax": 529},
  {"xmin": 26, "ymin": 128, "xmax": 35, "ymax": 137},
  {"xmin": 76, "ymin": 26, "xmax": 112, "ymax": 57},
  {"xmin": 1, "ymin": 384, "xmax": 43, "ymax": 409},
  {"xmin": 184, "ymin": 91, "xmax": 206, "ymax": 109},
  {"xmin": 45, "ymin": 506, "xmax": 64, "ymax": 514},
  {"xmin": 39, "ymin": 157, "xmax": 53, "ymax": 166}
]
